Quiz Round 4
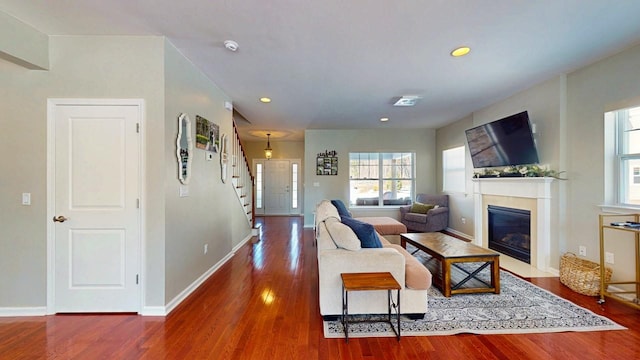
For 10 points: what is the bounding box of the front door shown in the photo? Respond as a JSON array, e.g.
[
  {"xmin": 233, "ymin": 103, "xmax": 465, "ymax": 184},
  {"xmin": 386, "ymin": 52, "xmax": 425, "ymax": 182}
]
[
  {"xmin": 50, "ymin": 100, "xmax": 141, "ymax": 312},
  {"xmin": 264, "ymin": 160, "xmax": 291, "ymax": 215}
]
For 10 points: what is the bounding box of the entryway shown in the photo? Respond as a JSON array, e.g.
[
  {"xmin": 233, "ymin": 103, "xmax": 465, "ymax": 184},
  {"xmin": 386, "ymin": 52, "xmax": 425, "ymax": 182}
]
[
  {"xmin": 253, "ymin": 159, "xmax": 301, "ymax": 216},
  {"xmin": 47, "ymin": 99, "xmax": 143, "ymax": 313}
]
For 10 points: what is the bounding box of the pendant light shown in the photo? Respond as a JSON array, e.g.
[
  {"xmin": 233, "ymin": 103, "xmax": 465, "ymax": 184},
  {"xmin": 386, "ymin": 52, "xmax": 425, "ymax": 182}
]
[{"xmin": 264, "ymin": 133, "xmax": 273, "ymax": 160}]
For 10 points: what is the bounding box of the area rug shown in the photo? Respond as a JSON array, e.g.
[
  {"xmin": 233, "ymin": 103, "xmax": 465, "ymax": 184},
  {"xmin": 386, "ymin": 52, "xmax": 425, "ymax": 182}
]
[{"xmin": 323, "ymin": 256, "xmax": 625, "ymax": 338}]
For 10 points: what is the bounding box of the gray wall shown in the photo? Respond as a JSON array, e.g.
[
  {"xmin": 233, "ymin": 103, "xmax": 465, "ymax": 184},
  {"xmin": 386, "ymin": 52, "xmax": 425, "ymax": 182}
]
[
  {"xmin": 303, "ymin": 128, "xmax": 436, "ymax": 227},
  {"xmin": 439, "ymin": 43, "xmax": 640, "ymax": 276},
  {"xmin": 438, "ymin": 76, "xmax": 566, "ymax": 270},
  {"xmin": 565, "ymin": 42, "xmax": 640, "ymax": 282},
  {"xmin": 163, "ymin": 40, "xmax": 252, "ymax": 304},
  {"xmin": 0, "ymin": 35, "xmax": 251, "ymax": 312},
  {"xmin": 436, "ymin": 115, "xmax": 475, "ymax": 237},
  {"xmin": 0, "ymin": 36, "xmax": 166, "ymax": 309}
]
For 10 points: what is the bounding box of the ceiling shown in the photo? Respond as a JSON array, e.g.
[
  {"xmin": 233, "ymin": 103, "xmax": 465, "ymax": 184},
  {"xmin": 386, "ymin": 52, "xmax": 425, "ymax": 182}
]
[{"xmin": 3, "ymin": 1, "xmax": 640, "ymax": 142}]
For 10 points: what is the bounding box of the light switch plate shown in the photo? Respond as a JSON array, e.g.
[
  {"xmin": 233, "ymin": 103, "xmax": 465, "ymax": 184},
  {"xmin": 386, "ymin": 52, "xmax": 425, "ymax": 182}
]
[
  {"xmin": 22, "ymin": 193, "xmax": 31, "ymax": 205},
  {"xmin": 179, "ymin": 185, "xmax": 189, "ymax": 197}
]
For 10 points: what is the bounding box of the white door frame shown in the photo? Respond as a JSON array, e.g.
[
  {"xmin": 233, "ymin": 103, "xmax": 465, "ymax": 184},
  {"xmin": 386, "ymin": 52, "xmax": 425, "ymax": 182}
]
[
  {"xmin": 253, "ymin": 158, "xmax": 301, "ymax": 216},
  {"xmin": 46, "ymin": 98, "xmax": 146, "ymax": 314}
]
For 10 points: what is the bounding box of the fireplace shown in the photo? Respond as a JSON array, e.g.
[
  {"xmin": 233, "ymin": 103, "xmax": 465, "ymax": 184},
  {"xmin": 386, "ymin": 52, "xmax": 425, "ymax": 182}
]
[{"xmin": 488, "ymin": 205, "xmax": 531, "ymax": 264}]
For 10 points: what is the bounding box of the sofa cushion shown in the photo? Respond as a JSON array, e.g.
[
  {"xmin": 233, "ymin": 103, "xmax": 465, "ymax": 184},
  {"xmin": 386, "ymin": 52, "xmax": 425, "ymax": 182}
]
[
  {"xmin": 404, "ymin": 212, "xmax": 428, "ymax": 223},
  {"xmin": 385, "ymin": 244, "xmax": 432, "ymax": 290},
  {"xmin": 324, "ymin": 217, "xmax": 361, "ymax": 251},
  {"xmin": 331, "ymin": 199, "xmax": 352, "ymax": 219},
  {"xmin": 410, "ymin": 202, "xmax": 435, "ymax": 214},
  {"xmin": 316, "ymin": 200, "xmax": 340, "ymax": 223},
  {"xmin": 341, "ymin": 217, "xmax": 383, "ymax": 248}
]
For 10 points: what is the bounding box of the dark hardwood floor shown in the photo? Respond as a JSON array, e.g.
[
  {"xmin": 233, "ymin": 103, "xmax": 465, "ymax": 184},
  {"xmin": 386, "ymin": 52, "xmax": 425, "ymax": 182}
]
[{"xmin": 1, "ymin": 216, "xmax": 640, "ymax": 359}]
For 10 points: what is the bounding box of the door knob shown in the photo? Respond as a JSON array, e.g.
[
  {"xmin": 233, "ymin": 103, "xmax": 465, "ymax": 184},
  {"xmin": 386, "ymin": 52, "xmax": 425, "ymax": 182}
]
[{"xmin": 53, "ymin": 215, "xmax": 68, "ymax": 223}]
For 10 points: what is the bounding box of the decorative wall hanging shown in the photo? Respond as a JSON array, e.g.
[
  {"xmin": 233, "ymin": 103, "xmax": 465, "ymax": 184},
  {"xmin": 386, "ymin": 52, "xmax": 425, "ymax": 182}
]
[
  {"xmin": 176, "ymin": 113, "xmax": 193, "ymax": 184},
  {"xmin": 195, "ymin": 115, "xmax": 219, "ymax": 153},
  {"xmin": 316, "ymin": 150, "xmax": 338, "ymax": 175},
  {"xmin": 219, "ymin": 133, "xmax": 229, "ymax": 183}
]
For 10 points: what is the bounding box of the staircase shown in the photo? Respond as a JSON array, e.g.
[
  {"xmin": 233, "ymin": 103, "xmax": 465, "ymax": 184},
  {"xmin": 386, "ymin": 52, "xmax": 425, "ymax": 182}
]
[{"xmin": 231, "ymin": 121, "xmax": 255, "ymax": 229}]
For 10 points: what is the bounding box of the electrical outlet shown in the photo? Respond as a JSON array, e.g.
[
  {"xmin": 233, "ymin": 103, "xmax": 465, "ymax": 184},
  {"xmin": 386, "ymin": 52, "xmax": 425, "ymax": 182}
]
[
  {"xmin": 605, "ymin": 252, "xmax": 614, "ymax": 264},
  {"xmin": 204, "ymin": 244, "xmax": 208, "ymax": 254},
  {"xmin": 461, "ymin": 217, "xmax": 466, "ymax": 224},
  {"xmin": 578, "ymin": 246, "xmax": 586, "ymax": 256}
]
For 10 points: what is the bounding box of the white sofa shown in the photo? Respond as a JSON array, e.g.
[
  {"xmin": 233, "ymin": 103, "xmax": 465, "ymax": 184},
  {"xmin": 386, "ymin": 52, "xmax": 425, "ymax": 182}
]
[{"xmin": 315, "ymin": 200, "xmax": 431, "ymax": 319}]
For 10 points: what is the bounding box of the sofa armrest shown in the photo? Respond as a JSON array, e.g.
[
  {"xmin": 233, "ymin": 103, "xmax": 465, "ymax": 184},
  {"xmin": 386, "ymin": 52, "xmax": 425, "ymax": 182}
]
[
  {"xmin": 318, "ymin": 248, "xmax": 405, "ymax": 288},
  {"xmin": 399, "ymin": 205, "xmax": 412, "ymax": 217},
  {"xmin": 427, "ymin": 206, "xmax": 448, "ymax": 217},
  {"xmin": 425, "ymin": 207, "xmax": 449, "ymax": 231}
]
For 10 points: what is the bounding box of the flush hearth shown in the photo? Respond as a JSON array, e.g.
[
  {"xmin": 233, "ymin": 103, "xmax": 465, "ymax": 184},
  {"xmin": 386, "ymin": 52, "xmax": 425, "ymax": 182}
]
[{"xmin": 488, "ymin": 205, "xmax": 531, "ymax": 264}]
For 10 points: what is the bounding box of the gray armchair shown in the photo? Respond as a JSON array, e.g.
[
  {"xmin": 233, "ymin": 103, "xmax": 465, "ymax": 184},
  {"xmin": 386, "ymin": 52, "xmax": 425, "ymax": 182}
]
[{"xmin": 400, "ymin": 194, "xmax": 449, "ymax": 232}]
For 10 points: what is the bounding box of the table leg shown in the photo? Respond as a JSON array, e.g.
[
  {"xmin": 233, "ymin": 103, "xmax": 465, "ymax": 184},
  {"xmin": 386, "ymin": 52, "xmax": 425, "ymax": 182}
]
[
  {"xmin": 492, "ymin": 257, "xmax": 501, "ymax": 294},
  {"xmin": 396, "ymin": 289, "xmax": 401, "ymax": 341},
  {"xmin": 442, "ymin": 259, "xmax": 452, "ymax": 297},
  {"xmin": 342, "ymin": 284, "xmax": 349, "ymax": 343}
]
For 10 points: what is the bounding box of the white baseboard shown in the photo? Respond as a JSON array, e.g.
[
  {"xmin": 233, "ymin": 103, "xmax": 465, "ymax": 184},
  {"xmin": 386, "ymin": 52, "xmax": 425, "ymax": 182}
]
[
  {"xmin": 164, "ymin": 251, "xmax": 235, "ymax": 316},
  {"xmin": 546, "ymin": 267, "xmax": 560, "ymax": 276},
  {"xmin": 445, "ymin": 227, "xmax": 473, "ymax": 241},
  {"xmin": 0, "ymin": 307, "xmax": 47, "ymax": 317},
  {"xmin": 164, "ymin": 233, "xmax": 254, "ymax": 316},
  {"xmin": 140, "ymin": 306, "xmax": 166, "ymax": 316}
]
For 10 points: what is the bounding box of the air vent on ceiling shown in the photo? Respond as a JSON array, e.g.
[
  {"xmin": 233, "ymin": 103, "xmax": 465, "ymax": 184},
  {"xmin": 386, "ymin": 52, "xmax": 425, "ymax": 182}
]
[{"xmin": 393, "ymin": 95, "xmax": 422, "ymax": 107}]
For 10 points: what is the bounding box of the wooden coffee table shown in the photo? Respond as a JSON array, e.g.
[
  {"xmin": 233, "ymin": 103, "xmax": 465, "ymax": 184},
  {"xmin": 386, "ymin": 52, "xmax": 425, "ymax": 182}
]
[{"xmin": 401, "ymin": 232, "xmax": 500, "ymax": 297}]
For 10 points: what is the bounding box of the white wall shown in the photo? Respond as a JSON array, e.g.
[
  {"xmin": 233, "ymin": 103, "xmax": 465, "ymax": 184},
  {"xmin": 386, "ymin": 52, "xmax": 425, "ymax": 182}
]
[{"xmin": 303, "ymin": 128, "xmax": 436, "ymax": 227}]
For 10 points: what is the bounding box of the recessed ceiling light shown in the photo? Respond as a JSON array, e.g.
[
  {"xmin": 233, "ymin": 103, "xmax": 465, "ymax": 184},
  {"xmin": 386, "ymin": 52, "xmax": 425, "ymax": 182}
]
[
  {"xmin": 380, "ymin": 117, "xmax": 389, "ymax": 122},
  {"xmin": 259, "ymin": 97, "xmax": 271, "ymax": 103},
  {"xmin": 451, "ymin": 46, "xmax": 471, "ymax": 57},
  {"xmin": 223, "ymin": 40, "xmax": 239, "ymax": 52}
]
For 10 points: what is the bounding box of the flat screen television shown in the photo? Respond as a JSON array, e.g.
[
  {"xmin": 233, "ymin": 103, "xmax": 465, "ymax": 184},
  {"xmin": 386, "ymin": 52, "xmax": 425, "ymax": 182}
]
[{"xmin": 465, "ymin": 111, "xmax": 539, "ymax": 168}]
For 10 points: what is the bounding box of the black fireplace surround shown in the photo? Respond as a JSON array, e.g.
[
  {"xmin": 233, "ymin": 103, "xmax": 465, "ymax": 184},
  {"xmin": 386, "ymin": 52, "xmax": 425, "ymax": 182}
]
[{"xmin": 488, "ymin": 205, "xmax": 531, "ymax": 264}]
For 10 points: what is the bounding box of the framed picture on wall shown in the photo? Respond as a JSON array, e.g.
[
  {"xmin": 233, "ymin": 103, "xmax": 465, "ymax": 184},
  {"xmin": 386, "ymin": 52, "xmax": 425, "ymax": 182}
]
[
  {"xmin": 316, "ymin": 150, "xmax": 338, "ymax": 175},
  {"xmin": 195, "ymin": 115, "xmax": 219, "ymax": 153}
]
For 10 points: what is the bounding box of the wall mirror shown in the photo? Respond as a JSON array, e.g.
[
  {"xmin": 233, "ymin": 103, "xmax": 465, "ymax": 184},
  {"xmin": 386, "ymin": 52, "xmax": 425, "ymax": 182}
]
[
  {"xmin": 220, "ymin": 133, "xmax": 228, "ymax": 183},
  {"xmin": 176, "ymin": 113, "xmax": 193, "ymax": 184}
]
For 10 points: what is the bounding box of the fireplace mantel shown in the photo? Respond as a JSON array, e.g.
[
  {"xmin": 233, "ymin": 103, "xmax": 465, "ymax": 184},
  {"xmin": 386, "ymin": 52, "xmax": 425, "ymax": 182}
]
[{"xmin": 472, "ymin": 177, "xmax": 554, "ymax": 272}]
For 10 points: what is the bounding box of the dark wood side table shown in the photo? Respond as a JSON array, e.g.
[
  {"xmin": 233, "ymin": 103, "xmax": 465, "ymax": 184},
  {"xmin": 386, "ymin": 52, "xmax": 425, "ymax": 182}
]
[{"xmin": 340, "ymin": 272, "xmax": 401, "ymax": 342}]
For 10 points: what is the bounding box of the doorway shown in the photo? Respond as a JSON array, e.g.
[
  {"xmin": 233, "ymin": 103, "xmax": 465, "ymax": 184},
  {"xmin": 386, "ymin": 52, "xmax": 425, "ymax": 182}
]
[
  {"xmin": 47, "ymin": 99, "xmax": 143, "ymax": 313},
  {"xmin": 254, "ymin": 159, "xmax": 301, "ymax": 216}
]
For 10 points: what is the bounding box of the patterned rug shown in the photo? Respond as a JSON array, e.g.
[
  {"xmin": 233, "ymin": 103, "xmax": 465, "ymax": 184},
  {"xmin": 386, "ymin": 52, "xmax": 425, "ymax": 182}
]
[{"xmin": 323, "ymin": 252, "xmax": 625, "ymax": 338}]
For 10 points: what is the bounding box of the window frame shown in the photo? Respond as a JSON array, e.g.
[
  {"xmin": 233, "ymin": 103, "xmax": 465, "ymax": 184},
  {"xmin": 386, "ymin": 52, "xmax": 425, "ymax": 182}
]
[
  {"xmin": 348, "ymin": 152, "xmax": 415, "ymax": 207},
  {"xmin": 614, "ymin": 107, "xmax": 640, "ymax": 207}
]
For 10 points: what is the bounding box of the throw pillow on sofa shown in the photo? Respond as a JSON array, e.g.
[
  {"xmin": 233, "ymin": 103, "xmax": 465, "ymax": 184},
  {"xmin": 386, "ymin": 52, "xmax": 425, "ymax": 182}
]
[
  {"xmin": 324, "ymin": 217, "xmax": 361, "ymax": 251},
  {"xmin": 409, "ymin": 202, "xmax": 435, "ymax": 214},
  {"xmin": 331, "ymin": 199, "xmax": 352, "ymax": 219},
  {"xmin": 340, "ymin": 217, "xmax": 383, "ymax": 248}
]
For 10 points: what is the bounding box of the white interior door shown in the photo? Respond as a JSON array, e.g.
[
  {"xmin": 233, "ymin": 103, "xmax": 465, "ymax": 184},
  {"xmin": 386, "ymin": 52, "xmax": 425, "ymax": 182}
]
[
  {"xmin": 264, "ymin": 160, "xmax": 291, "ymax": 215},
  {"xmin": 51, "ymin": 101, "xmax": 141, "ymax": 313}
]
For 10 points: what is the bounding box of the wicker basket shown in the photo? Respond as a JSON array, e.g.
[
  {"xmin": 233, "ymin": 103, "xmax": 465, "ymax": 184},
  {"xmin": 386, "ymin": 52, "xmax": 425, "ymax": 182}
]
[{"xmin": 559, "ymin": 252, "xmax": 612, "ymax": 296}]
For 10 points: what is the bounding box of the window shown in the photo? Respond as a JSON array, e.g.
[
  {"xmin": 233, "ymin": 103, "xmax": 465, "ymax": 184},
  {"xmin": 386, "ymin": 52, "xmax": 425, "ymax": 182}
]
[
  {"xmin": 292, "ymin": 163, "xmax": 298, "ymax": 209},
  {"xmin": 256, "ymin": 163, "xmax": 263, "ymax": 209},
  {"xmin": 443, "ymin": 146, "xmax": 466, "ymax": 193},
  {"xmin": 614, "ymin": 107, "xmax": 640, "ymax": 206},
  {"xmin": 349, "ymin": 152, "xmax": 414, "ymax": 206}
]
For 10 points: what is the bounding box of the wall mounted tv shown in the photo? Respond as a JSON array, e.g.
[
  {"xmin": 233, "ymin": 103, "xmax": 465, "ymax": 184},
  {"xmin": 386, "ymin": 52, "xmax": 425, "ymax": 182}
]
[{"xmin": 465, "ymin": 111, "xmax": 539, "ymax": 168}]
